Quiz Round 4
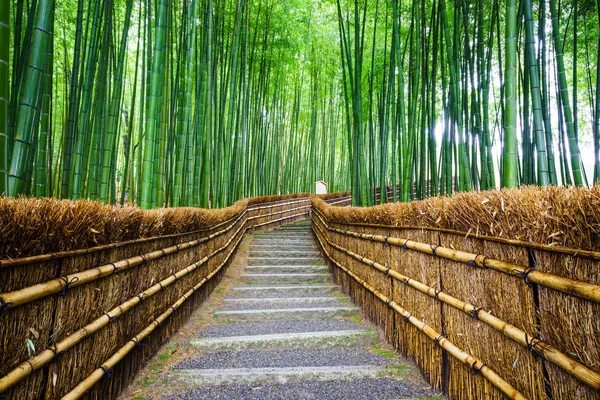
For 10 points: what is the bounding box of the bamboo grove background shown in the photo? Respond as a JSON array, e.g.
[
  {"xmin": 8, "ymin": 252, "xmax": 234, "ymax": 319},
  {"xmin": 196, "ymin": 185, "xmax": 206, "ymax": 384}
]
[
  {"xmin": 0, "ymin": 0, "xmax": 349, "ymax": 209},
  {"xmin": 312, "ymin": 186, "xmax": 600, "ymax": 400},
  {"xmin": 1, "ymin": 0, "xmax": 599, "ymax": 208},
  {"xmin": 0, "ymin": 192, "xmax": 322, "ymax": 399}
]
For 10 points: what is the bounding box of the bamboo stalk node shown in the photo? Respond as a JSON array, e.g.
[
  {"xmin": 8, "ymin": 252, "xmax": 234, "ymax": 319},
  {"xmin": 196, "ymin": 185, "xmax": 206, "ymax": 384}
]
[
  {"xmin": 471, "ymin": 362, "xmax": 485, "ymax": 376},
  {"xmin": 471, "ymin": 307, "xmax": 483, "ymax": 319},
  {"xmin": 104, "ymin": 312, "xmax": 118, "ymax": 323},
  {"xmin": 110, "ymin": 262, "xmax": 122, "ymax": 274}
]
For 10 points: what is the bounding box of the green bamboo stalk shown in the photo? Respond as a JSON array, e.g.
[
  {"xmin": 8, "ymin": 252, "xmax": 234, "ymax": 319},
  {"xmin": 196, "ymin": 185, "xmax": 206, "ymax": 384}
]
[
  {"xmin": 0, "ymin": 0, "xmax": 8, "ymax": 195},
  {"xmin": 595, "ymin": 0, "xmax": 600, "ymax": 183},
  {"xmin": 60, "ymin": 0, "xmax": 84, "ymax": 198},
  {"xmin": 549, "ymin": 0, "xmax": 583, "ymax": 186},
  {"xmin": 140, "ymin": 0, "xmax": 169, "ymax": 209},
  {"xmin": 71, "ymin": 0, "xmax": 103, "ymax": 199},
  {"xmin": 99, "ymin": 0, "xmax": 134, "ymax": 203},
  {"xmin": 503, "ymin": 0, "xmax": 518, "ymax": 188},
  {"xmin": 8, "ymin": 0, "xmax": 55, "ymax": 196},
  {"xmin": 199, "ymin": 0, "xmax": 213, "ymax": 208},
  {"xmin": 34, "ymin": 15, "xmax": 53, "ymax": 198},
  {"xmin": 523, "ymin": 0, "xmax": 549, "ymax": 185}
]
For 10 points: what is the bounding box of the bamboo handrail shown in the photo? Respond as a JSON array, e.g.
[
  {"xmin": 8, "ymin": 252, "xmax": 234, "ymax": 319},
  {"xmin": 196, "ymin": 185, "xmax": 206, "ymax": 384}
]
[
  {"xmin": 312, "ymin": 216, "xmax": 600, "ymax": 390},
  {"xmin": 0, "ymin": 211, "xmax": 245, "ymax": 269},
  {"xmin": 312, "ymin": 202, "xmax": 600, "ymax": 261},
  {"xmin": 313, "ymin": 208, "xmax": 600, "ymax": 304},
  {"xmin": 254, "ymin": 211, "xmax": 309, "ymax": 228},
  {"xmin": 0, "ymin": 197, "xmax": 310, "ymax": 268},
  {"xmin": 0, "ymin": 203, "xmax": 307, "ymax": 310},
  {"xmin": 0, "ymin": 212, "xmax": 244, "ymax": 310},
  {"xmin": 247, "ymin": 197, "xmax": 309, "ymax": 210},
  {"xmin": 0, "ymin": 213, "xmax": 248, "ymax": 393},
  {"xmin": 60, "ymin": 225, "xmax": 247, "ymax": 400},
  {"xmin": 325, "ymin": 197, "xmax": 352, "ymax": 206},
  {"xmin": 247, "ymin": 205, "xmax": 310, "ymax": 221},
  {"xmin": 311, "ymin": 222, "xmax": 527, "ymax": 400}
]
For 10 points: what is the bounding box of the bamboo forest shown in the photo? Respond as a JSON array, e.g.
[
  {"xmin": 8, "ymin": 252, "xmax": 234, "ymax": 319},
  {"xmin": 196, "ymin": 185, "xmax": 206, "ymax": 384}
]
[{"xmin": 0, "ymin": 0, "xmax": 599, "ymax": 208}]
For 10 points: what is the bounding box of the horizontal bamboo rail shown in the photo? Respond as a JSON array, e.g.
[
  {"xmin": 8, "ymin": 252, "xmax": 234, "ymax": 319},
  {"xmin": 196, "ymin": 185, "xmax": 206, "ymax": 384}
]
[
  {"xmin": 0, "ymin": 204, "xmax": 310, "ymax": 311},
  {"xmin": 0, "ymin": 201, "xmax": 308, "ymax": 396},
  {"xmin": 61, "ymin": 209, "xmax": 309, "ymax": 399},
  {"xmin": 312, "ymin": 208, "xmax": 600, "ymax": 304},
  {"xmin": 61, "ymin": 226, "xmax": 247, "ymax": 400},
  {"xmin": 311, "ymin": 222, "xmax": 527, "ymax": 400},
  {"xmin": 0, "ymin": 210, "xmax": 248, "ymax": 310},
  {"xmin": 312, "ymin": 214, "xmax": 600, "ymax": 390},
  {"xmin": 1, "ymin": 197, "xmax": 310, "ymax": 268},
  {"xmin": 253, "ymin": 211, "xmax": 309, "ymax": 228},
  {"xmin": 0, "ymin": 211, "xmax": 248, "ymax": 393},
  {"xmin": 324, "ymin": 196, "xmax": 352, "ymax": 206},
  {"xmin": 247, "ymin": 197, "xmax": 309, "ymax": 210},
  {"xmin": 316, "ymin": 211, "xmax": 600, "ymax": 261},
  {"xmin": 247, "ymin": 205, "xmax": 310, "ymax": 221}
]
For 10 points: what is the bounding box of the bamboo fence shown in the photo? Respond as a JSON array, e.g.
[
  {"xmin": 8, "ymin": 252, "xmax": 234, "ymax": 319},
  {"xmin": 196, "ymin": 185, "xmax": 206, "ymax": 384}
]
[
  {"xmin": 0, "ymin": 192, "xmax": 327, "ymax": 400},
  {"xmin": 312, "ymin": 186, "xmax": 600, "ymax": 400}
]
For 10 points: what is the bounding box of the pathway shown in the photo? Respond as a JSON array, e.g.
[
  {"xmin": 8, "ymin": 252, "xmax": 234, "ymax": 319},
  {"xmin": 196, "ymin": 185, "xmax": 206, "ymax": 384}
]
[{"xmin": 121, "ymin": 220, "xmax": 440, "ymax": 400}]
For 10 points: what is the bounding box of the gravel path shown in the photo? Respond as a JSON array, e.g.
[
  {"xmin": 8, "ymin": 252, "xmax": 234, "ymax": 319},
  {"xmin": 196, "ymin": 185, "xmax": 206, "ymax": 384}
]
[
  {"xmin": 175, "ymin": 348, "xmax": 396, "ymax": 369},
  {"xmin": 118, "ymin": 220, "xmax": 441, "ymax": 400},
  {"xmin": 198, "ymin": 319, "xmax": 365, "ymax": 337},
  {"xmin": 164, "ymin": 378, "xmax": 437, "ymax": 400},
  {"xmin": 220, "ymin": 300, "xmax": 345, "ymax": 310}
]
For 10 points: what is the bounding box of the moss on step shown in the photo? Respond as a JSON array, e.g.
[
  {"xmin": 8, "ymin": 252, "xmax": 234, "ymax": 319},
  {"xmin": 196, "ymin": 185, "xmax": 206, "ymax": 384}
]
[{"xmin": 371, "ymin": 344, "xmax": 396, "ymax": 359}]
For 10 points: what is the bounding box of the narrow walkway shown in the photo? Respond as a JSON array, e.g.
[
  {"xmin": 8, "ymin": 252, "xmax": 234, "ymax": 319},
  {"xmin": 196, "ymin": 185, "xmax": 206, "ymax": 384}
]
[{"xmin": 121, "ymin": 220, "xmax": 439, "ymax": 400}]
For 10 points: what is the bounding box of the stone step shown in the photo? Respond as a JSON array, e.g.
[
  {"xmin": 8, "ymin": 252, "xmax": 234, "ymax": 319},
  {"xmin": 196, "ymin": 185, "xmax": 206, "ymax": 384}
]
[
  {"xmin": 251, "ymin": 239, "xmax": 316, "ymax": 246},
  {"xmin": 241, "ymin": 273, "xmax": 330, "ymax": 284},
  {"xmin": 212, "ymin": 306, "xmax": 359, "ymax": 322},
  {"xmin": 245, "ymin": 265, "xmax": 328, "ymax": 274},
  {"xmin": 177, "ymin": 348, "xmax": 394, "ymax": 369},
  {"xmin": 253, "ymin": 235, "xmax": 313, "ymax": 241},
  {"xmin": 189, "ymin": 329, "xmax": 378, "ymax": 351},
  {"xmin": 250, "ymin": 244, "xmax": 318, "ymax": 252},
  {"xmin": 255, "ymin": 231, "xmax": 312, "ymax": 236},
  {"xmin": 197, "ymin": 320, "xmax": 366, "ymax": 338},
  {"xmin": 221, "ymin": 301, "xmax": 344, "ymax": 311},
  {"xmin": 230, "ymin": 285, "xmax": 339, "ymax": 297},
  {"xmin": 249, "ymin": 250, "xmax": 321, "ymax": 258},
  {"xmin": 164, "ymin": 378, "xmax": 436, "ymax": 400},
  {"xmin": 168, "ymin": 365, "xmax": 410, "ymax": 386},
  {"xmin": 224, "ymin": 297, "xmax": 337, "ymax": 305},
  {"xmin": 267, "ymin": 230, "xmax": 311, "ymax": 233},
  {"xmin": 247, "ymin": 257, "xmax": 322, "ymax": 266}
]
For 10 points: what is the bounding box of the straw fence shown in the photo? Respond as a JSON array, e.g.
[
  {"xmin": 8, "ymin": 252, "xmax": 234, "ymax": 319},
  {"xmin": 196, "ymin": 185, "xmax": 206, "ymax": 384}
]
[
  {"xmin": 312, "ymin": 186, "xmax": 600, "ymax": 400},
  {"xmin": 0, "ymin": 192, "xmax": 338, "ymax": 400}
]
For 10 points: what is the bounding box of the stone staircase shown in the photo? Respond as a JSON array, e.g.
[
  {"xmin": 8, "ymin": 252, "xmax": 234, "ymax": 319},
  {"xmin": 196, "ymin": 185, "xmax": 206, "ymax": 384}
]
[{"xmin": 126, "ymin": 220, "xmax": 439, "ymax": 399}]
